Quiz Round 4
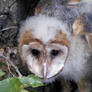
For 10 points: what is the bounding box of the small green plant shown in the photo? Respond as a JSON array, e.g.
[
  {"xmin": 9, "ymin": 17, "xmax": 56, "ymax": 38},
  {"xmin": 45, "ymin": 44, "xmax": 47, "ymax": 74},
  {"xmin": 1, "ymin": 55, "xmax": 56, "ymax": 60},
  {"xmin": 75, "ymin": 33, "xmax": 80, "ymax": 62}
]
[
  {"xmin": 0, "ymin": 74, "xmax": 43, "ymax": 92},
  {"xmin": 0, "ymin": 53, "xmax": 43, "ymax": 92}
]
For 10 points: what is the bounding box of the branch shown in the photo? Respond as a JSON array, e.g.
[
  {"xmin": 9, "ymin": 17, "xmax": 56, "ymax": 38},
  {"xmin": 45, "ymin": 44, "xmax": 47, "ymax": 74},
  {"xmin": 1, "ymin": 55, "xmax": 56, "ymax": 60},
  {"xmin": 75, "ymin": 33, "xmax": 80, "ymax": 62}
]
[
  {"xmin": 0, "ymin": 53, "xmax": 22, "ymax": 78},
  {"xmin": 0, "ymin": 26, "xmax": 17, "ymax": 32}
]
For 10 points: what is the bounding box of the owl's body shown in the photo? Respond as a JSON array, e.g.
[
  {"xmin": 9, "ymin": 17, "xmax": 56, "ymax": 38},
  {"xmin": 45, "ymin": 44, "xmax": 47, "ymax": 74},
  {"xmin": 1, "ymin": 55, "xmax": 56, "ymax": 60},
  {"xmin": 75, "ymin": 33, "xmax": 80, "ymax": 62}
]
[{"xmin": 18, "ymin": 0, "xmax": 92, "ymax": 91}]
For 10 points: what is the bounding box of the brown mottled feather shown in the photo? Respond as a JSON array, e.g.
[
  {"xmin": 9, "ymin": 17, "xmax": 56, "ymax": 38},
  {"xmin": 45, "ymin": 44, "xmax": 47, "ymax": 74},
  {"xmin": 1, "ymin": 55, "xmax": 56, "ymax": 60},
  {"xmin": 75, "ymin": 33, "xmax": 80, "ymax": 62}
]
[{"xmin": 88, "ymin": 33, "xmax": 92, "ymax": 50}]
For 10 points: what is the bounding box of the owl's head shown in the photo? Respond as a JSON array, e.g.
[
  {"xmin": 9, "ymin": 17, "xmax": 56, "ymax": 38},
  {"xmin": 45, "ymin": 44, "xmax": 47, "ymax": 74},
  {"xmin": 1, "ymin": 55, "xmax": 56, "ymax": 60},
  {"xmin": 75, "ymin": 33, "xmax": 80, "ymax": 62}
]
[{"xmin": 19, "ymin": 15, "xmax": 70, "ymax": 80}]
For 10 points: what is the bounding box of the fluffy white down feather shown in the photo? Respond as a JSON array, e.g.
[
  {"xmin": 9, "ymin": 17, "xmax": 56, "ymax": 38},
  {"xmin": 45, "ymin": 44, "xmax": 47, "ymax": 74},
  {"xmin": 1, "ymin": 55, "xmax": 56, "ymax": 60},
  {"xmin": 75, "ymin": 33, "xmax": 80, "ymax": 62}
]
[
  {"xmin": 19, "ymin": 15, "xmax": 91, "ymax": 83},
  {"xmin": 19, "ymin": 15, "xmax": 70, "ymax": 44}
]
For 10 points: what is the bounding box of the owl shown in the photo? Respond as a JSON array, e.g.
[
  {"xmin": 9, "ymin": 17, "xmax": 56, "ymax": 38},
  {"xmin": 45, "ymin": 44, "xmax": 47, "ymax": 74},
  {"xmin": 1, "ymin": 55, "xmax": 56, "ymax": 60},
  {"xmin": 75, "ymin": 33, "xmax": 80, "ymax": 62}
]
[{"xmin": 18, "ymin": 0, "xmax": 92, "ymax": 92}]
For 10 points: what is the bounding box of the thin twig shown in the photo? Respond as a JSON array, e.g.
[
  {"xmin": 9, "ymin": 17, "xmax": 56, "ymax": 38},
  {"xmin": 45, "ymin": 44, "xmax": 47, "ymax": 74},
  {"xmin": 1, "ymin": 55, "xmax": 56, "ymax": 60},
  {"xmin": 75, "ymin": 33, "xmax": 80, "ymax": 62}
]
[
  {"xmin": 0, "ymin": 53, "xmax": 22, "ymax": 78},
  {"xmin": 6, "ymin": 49, "xmax": 22, "ymax": 78},
  {"xmin": 6, "ymin": 60, "xmax": 16, "ymax": 77},
  {"xmin": 0, "ymin": 26, "xmax": 17, "ymax": 32},
  {"xmin": 8, "ymin": 0, "xmax": 17, "ymax": 9},
  {"xmin": 7, "ymin": 59, "xmax": 22, "ymax": 78}
]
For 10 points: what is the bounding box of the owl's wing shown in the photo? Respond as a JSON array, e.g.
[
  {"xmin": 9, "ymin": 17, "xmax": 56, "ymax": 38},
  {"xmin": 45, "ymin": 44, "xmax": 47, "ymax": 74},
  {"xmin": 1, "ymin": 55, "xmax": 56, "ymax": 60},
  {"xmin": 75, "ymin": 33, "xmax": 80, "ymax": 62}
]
[
  {"xmin": 73, "ymin": 13, "xmax": 92, "ymax": 50},
  {"xmin": 87, "ymin": 33, "xmax": 92, "ymax": 51}
]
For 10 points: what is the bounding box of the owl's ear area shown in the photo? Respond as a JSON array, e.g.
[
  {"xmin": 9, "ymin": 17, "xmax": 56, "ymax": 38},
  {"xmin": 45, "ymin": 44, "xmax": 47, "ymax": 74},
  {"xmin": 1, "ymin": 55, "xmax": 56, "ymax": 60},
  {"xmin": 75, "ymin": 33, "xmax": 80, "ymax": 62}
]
[
  {"xmin": 35, "ymin": 7, "xmax": 42, "ymax": 15},
  {"xmin": 87, "ymin": 33, "xmax": 92, "ymax": 50},
  {"xmin": 72, "ymin": 15, "xmax": 86, "ymax": 36},
  {"xmin": 35, "ymin": 0, "xmax": 47, "ymax": 15},
  {"xmin": 72, "ymin": 15, "xmax": 92, "ymax": 50}
]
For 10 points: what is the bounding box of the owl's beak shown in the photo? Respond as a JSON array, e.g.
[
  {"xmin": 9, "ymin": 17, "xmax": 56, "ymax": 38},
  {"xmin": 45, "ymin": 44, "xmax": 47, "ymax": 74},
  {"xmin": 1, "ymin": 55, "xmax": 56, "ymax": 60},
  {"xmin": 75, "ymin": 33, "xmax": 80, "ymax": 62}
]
[
  {"xmin": 42, "ymin": 62, "xmax": 48, "ymax": 79},
  {"xmin": 41, "ymin": 61, "xmax": 65, "ymax": 79}
]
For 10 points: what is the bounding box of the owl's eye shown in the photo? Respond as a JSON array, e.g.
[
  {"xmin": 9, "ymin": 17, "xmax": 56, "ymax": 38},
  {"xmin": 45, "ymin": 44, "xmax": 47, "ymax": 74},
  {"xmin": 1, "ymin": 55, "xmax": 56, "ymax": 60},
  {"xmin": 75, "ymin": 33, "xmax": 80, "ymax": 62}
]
[
  {"xmin": 50, "ymin": 49, "xmax": 60, "ymax": 58},
  {"xmin": 31, "ymin": 49, "xmax": 40, "ymax": 58}
]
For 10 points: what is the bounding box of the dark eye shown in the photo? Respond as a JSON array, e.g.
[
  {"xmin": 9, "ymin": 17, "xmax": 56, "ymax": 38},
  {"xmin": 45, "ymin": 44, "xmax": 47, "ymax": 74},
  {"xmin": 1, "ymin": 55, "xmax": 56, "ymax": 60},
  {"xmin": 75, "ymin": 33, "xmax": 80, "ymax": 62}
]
[
  {"xmin": 31, "ymin": 49, "xmax": 40, "ymax": 58},
  {"xmin": 51, "ymin": 49, "xmax": 60, "ymax": 58}
]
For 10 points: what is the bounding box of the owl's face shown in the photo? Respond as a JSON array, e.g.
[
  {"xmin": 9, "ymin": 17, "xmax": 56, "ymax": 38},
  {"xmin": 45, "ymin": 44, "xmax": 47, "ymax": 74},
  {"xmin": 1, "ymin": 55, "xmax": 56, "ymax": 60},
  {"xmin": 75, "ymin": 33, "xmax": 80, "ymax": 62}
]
[
  {"xmin": 21, "ymin": 41, "xmax": 68, "ymax": 79},
  {"xmin": 19, "ymin": 15, "xmax": 70, "ymax": 79}
]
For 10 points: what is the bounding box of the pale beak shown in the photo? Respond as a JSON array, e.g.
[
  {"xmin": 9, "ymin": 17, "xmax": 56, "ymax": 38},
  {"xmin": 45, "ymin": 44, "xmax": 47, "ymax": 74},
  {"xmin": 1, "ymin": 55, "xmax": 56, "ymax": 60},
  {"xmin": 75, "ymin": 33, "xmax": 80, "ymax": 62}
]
[{"xmin": 42, "ymin": 62, "xmax": 48, "ymax": 79}]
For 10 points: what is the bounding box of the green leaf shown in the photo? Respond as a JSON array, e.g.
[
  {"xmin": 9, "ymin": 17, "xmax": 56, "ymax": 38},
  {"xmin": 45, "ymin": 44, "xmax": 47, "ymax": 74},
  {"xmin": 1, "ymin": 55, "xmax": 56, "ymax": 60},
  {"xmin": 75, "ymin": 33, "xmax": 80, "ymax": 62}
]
[
  {"xmin": 29, "ymin": 89, "xmax": 37, "ymax": 92},
  {"xmin": 22, "ymin": 89, "xmax": 28, "ymax": 92},
  {"xmin": 0, "ymin": 78, "xmax": 23, "ymax": 92},
  {"xmin": 22, "ymin": 89, "xmax": 36, "ymax": 92},
  {"xmin": 20, "ymin": 75, "xmax": 43, "ymax": 88},
  {"xmin": 0, "ymin": 70, "xmax": 5, "ymax": 77},
  {"xmin": 0, "ymin": 61, "xmax": 4, "ymax": 67}
]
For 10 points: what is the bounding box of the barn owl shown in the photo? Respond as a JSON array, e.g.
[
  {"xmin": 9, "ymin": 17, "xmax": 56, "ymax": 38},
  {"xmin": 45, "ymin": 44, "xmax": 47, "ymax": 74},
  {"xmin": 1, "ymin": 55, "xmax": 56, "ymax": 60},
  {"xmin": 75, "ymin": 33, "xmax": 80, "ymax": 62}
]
[{"xmin": 18, "ymin": 0, "xmax": 92, "ymax": 92}]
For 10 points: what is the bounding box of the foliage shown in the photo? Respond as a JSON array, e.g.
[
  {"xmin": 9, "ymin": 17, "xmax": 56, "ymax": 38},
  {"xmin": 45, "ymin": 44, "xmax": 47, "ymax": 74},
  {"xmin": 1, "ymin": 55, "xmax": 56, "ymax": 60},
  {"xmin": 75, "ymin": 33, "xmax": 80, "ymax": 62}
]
[
  {"xmin": 0, "ymin": 61, "xmax": 43, "ymax": 92},
  {"xmin": 0, "ymin": 70, "xmax": 5, "ymax": 77},
  {"xmin": 0, "ymin": 78, "xmax": 23, "ymax": 92},
  {"xmin": 20, "ymin": 75, "xmax": 43, "ymax": 88},
  {"xmin": 0, "ymin": 74, "xmax": 43, "ymax": 92},
  {"xmin": 0, "ymin": 61, "xmax": 5, "ymax": 67}
]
